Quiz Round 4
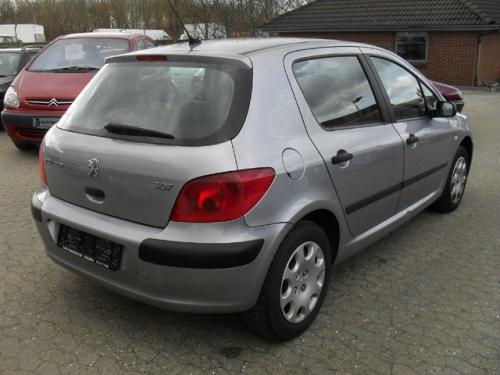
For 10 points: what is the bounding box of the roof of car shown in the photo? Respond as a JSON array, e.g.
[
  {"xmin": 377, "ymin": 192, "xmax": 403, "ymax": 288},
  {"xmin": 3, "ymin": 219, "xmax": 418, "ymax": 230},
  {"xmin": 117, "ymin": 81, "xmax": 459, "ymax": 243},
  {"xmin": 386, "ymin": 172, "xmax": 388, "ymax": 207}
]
[
  {"xmin": 145, "ymin": 37, "xmax": 364, "ymax": 56},
  {"xmin": 0, "ymin": 47, "xmax": 41, "ymax": 53},
  {"xmin": 61, "ymin": 32, "xmax": 145, "ymax": 40}
]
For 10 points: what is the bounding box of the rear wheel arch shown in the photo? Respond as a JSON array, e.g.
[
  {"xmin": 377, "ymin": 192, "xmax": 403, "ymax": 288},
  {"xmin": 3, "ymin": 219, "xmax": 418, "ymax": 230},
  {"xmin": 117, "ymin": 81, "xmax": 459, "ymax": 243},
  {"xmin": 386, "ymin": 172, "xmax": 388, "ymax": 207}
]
[{"xmin": 300, "ymin": 209, "xmax": 340, "ymax": 264}]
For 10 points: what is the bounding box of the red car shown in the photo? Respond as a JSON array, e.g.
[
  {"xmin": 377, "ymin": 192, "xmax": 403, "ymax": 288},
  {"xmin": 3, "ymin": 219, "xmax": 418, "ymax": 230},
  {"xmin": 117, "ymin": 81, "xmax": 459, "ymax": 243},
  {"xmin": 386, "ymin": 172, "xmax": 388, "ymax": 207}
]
[
  {"xmin": 2, "ymin": 32, "xmax": 154, "ymax": 150},
  {"xmin": 431, "ymin": 81, "xmax": 465, "ymax": 113}
]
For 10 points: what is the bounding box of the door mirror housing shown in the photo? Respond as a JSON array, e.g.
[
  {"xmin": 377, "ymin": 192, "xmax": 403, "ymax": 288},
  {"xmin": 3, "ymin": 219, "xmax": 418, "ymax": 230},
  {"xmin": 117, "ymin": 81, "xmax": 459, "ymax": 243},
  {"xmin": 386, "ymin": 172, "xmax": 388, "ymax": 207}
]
[{"xmin": 434, "ymin": 101, "xmax": 457, "ymax": 118}]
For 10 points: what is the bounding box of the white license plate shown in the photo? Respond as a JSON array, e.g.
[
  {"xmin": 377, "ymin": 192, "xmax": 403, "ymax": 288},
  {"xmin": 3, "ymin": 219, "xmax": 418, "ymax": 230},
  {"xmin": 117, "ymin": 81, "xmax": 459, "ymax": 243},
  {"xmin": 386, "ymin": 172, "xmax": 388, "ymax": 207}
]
[{"xmin": 33, "ymin": 117, "xmax": 59, "ymax": 129}]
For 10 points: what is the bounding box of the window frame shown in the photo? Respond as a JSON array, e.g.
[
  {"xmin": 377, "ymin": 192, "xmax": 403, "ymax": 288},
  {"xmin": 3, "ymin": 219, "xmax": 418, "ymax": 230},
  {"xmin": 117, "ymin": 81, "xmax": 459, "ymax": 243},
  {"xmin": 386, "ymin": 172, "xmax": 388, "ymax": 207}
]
[
  {"xmin": 291, "ymin": 53, "xmax": 391, "ymax": 132},
  {"xmin": 395, "ymin": 31, "xmax": 429, "ymax": 64},
  {"xmin": 420, "ymin": 81, "xmax": 439, "ymax": 115}
]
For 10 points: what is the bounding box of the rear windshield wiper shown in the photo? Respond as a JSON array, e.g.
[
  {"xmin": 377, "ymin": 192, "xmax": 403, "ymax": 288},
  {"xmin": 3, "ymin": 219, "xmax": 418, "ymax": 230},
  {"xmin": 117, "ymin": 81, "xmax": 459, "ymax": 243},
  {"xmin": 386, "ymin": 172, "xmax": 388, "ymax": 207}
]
[{"xmin": 104, "ymin": 122, "xmax": 175, "ymax": 140}]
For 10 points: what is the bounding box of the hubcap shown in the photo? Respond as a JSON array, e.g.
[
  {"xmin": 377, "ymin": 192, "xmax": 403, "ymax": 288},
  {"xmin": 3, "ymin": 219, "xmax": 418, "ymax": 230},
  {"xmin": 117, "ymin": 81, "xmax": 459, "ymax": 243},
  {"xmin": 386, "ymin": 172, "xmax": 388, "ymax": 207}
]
[
  {"xmin": 450, "ymin": 156, "xmax": 467, "ymax": 203},
  {"xmin": 280, "ymin": 241, "xmax": 326, "ymax": 324}
]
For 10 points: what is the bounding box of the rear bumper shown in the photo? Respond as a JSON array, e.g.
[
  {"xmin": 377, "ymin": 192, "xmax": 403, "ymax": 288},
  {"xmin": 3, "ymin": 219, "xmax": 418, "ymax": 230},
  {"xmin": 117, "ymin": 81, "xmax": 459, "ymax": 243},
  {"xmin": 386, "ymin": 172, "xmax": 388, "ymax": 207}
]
[
  {"xmin": 32, "ymin": 188, "xmax": 289, "ymax": 313},
  {"xmin": 2, "ymin": 110, "xmax": 62, "ymax": 143}
]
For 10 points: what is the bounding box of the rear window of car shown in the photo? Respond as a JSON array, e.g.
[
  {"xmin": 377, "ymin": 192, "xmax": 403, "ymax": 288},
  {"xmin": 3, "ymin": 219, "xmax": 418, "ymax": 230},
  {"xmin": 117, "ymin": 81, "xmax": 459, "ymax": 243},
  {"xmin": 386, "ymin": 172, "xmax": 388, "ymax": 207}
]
[
  {"xmin": 57, "ymin": 58, "xmax": 252, "ymax": 146},
  {"xmin": 30, "ymin": 38, "xmax": 129, "ymax": 71}
]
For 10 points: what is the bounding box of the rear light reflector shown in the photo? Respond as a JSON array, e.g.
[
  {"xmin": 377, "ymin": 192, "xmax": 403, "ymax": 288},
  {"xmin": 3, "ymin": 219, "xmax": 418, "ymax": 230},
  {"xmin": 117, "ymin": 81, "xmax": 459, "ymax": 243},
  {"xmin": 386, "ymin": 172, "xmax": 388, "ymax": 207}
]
[
  {"xmin": 39, "ymin": 147, "xmax": 48, "ymax": 186},
  {"xmin": 136, "ymin": 55, "xmax": 167, "ymax": 62},
  {"xmin": 171, "ymin": 168, "xmax": 275, "ymax": 223}
]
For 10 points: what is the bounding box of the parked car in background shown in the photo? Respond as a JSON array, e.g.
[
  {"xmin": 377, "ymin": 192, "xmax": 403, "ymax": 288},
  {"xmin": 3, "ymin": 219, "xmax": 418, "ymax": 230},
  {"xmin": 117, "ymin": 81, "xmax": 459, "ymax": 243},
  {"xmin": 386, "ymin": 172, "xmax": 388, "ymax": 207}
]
[
  {"xmin": 0, "ymin": 46, "xmax": 42, "ymax": 130},
  {"xmin": 1, "ymin": 32, "xmax": 154, "ymax": 150},
  {"xmin": 431, "ymin": 81, "xmax": 465, "ymax": 112},
  {"xmin": 33, "ymin": 38, "xmax": 473, "ymax": 340},
  {"xmin": 0, "ymin": 34, "xmax": 22, "ymax": 47}
]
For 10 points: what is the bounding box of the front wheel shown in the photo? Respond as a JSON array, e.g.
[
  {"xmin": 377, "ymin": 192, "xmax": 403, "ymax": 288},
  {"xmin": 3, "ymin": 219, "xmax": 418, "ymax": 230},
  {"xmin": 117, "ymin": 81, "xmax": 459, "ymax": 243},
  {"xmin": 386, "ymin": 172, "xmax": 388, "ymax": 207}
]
[
  {"xmin": 244, "ymin": 221, "xmax": 332, "ymax": 340},
  {"xmin": 432, "ymin": 146, "xmax": 469, "ymax": 212}
]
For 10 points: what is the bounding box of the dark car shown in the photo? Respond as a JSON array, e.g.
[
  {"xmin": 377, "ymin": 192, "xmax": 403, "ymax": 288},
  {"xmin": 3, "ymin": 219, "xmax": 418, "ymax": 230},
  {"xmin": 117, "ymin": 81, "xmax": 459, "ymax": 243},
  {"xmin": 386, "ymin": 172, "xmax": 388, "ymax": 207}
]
[
  {"xmin": 0, "ymin": 34, "xmax": 22, "ymax": 48},
  {"xmin": 0, "ymin": 46, "xmax": 42, "ymax": 129},
  {"xmin": 431, "ymin": 81, "xmax": 465, "ymax": 112}
]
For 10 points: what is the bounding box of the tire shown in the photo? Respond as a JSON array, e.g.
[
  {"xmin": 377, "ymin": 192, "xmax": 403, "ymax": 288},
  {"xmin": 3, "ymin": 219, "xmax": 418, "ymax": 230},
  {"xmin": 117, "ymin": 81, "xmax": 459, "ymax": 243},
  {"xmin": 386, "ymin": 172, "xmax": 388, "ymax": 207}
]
[
  {"xmin": 13, "ymin": 141, "xmax": 35, "ymax": 151},
  {"xmin": 245, "ymin": 220, "xmax": 332, "ymax": 341},
  {"xmin": 431, "ymin": 146, "xmax": 469, "ymax": 213}
]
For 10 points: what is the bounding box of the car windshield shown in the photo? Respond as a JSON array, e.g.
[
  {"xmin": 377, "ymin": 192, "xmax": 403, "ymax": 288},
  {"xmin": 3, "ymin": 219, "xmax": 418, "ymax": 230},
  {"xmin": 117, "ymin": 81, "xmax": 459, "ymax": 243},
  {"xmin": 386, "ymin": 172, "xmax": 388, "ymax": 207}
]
[
  {"xmin": 58, "ymin": 59, "xmax": 252, "ymax": 146},
  {"xmin": 0, "ymin": 52, "xmax": 20, "ymax": 76},
  {"xmin": 29, "ymin": 38, "xmax": 129, "ymax": 72}
]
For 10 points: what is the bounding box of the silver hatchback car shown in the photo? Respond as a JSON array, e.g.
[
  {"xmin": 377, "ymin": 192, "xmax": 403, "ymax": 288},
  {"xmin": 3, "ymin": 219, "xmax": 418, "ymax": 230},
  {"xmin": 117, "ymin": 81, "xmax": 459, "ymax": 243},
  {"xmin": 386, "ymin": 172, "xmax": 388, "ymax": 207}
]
[{"xmin": 33, "ymin": 38, "xmax": 473, "ymax": 340}]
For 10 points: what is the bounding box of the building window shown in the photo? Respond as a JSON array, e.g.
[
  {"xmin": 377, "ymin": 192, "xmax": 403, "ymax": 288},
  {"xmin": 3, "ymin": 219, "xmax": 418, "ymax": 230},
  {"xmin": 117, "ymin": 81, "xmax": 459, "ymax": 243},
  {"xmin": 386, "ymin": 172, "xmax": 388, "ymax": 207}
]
[{"xmin": 395, "ymin": 32, "xmax": 428, "ymax": 63}]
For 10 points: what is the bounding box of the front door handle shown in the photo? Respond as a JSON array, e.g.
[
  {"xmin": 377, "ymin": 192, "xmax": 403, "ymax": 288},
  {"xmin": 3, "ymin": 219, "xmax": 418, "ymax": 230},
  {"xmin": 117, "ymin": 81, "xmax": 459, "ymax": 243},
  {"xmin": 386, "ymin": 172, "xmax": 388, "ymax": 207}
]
[
  {"xmin": 332, "ymin": 149, "xmax": 354, "ymax": 165},
  {"xmin": 407, "ymin": 134, "xmax": 420, "ymax": 145}
]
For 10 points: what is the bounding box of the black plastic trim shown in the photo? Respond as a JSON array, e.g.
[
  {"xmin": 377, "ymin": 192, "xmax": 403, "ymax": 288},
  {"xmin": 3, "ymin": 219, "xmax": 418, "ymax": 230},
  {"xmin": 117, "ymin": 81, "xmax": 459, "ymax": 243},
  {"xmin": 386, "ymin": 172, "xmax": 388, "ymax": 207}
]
[
  {"xmin": 31, "ymin": 198, "xmax": 42, "ymax": 222},
  {"xmin": 139, "ymin": 238, "xmax": 264, "ymax": 269},
  {"xmin": 1, "ymin": 111, "xmax": 34, "ymax": 127},
  {"xmin": 403, "ymin": 163, "xmax": 447, "ymax": 188},
  {"xmin": 345, "ymin": 182, "xmax": 401, "ymax": 214},
  {"xmin": 346, "ymin": 162, "xmax": 448, "ymax": 214}
]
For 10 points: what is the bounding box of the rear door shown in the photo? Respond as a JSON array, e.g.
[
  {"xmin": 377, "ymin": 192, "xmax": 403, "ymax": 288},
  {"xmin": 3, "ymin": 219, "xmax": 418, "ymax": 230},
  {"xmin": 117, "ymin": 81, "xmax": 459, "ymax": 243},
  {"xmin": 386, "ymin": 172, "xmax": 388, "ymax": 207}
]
[
  {"xmin": 364, "ymin": 49, "xmax": 455, "ymax": 209},
  {"xmin": 285, "ymin": 47, "xmax": 404, "ymax": 236}
]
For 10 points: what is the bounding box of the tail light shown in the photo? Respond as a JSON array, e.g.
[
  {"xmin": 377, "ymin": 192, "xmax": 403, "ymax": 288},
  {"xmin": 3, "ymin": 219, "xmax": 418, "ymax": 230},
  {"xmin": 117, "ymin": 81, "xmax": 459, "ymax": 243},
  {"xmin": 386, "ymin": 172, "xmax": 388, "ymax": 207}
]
[
  {"xmin": 39, "ymin": 147, "xmax": 48, "ymax": 186},
  {"xmin": 171, "ymin": 168, "xmax": 275, "ymax": 223}
]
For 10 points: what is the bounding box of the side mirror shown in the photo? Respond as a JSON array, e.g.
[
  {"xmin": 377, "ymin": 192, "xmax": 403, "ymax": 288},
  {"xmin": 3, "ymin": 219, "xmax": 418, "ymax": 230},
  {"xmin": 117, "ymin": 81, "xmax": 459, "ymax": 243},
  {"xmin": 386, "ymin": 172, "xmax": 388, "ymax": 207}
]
[{"xmin": 435, "ymin": 101, "xmax": 457, "ymax": 118}]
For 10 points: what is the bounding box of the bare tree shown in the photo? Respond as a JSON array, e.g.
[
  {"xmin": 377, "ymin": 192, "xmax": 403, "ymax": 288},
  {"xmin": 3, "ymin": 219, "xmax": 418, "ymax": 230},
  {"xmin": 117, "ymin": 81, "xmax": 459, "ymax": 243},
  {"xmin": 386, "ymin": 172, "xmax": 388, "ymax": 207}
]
[{"xmin": 0, "ymin": 0, "xmax": 310, "ymax": 41}]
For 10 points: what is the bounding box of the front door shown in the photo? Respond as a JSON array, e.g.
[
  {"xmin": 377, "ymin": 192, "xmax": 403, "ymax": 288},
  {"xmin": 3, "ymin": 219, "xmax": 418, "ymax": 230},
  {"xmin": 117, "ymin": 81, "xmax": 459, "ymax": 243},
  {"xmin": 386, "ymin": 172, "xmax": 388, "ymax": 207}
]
[
  {"xmin": 286, "ymin": 48, "xmax": 404, "ymax": 236},
  {"xmin": 366, "ymin": 52, "xmax": 456, "ymax": 209}
]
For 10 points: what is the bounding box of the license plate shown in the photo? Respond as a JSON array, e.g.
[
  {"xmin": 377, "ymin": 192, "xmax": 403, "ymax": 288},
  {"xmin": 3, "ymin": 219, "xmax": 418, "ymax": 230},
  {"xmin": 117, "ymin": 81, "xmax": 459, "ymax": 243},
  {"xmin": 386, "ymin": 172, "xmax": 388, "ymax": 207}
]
[
  {"xmin": 33, "ymin": 117, "xmax": 59, "ymax": 129},
  {"xmin": 57, "ymin": 224, "xmax": 123, "ymax": 271}
]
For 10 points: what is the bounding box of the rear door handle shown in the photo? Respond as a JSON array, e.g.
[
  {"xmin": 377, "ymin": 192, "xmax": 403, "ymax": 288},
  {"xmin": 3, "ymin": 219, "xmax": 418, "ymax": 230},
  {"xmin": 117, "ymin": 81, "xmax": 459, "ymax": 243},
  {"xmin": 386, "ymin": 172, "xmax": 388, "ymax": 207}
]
[
  {"xmin": 332, "ymin": 150, "xmax": 354, "ymax": 164},
  {"xmin": 407, "ymin": 134, "xmax": 420, "ymax": 145}
]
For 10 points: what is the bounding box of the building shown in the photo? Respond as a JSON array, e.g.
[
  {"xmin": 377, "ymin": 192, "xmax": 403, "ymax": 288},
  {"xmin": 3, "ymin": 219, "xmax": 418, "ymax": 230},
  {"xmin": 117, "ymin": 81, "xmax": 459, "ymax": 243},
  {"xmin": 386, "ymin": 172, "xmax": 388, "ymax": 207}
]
[{"xmin": 260, "ymin": 0, "xmax": 500, "ymax": 86}]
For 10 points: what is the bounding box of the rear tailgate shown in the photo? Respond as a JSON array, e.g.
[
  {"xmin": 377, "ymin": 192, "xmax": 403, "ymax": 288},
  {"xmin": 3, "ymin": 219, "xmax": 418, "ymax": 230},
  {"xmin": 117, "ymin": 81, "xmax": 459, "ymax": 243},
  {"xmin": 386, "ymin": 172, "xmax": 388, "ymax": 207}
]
[{"xmin": 43, "ymin": 127, "xmax": 237, "ymax": 228}]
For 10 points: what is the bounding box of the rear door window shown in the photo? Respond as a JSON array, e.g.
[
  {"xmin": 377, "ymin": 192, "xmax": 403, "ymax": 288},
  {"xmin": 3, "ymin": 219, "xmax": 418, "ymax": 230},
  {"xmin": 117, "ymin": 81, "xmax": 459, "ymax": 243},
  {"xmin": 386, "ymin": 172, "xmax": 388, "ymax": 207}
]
[
  {"xmin": 371, "ymin": 57, "xmax": 427, "ymax": 120},
  {"xmin": 293, "ymin": 56, "xmax": 383, "ymax": 129},
  {"xmin": 58, "ymin": 59, "xmax": 252, "ymax": 146}
]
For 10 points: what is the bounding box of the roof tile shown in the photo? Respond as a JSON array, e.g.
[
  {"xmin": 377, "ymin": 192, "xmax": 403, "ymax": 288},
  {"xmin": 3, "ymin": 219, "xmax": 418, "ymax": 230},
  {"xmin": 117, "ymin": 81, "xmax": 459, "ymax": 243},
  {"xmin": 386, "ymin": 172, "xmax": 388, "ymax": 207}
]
[{"xmin": 262, "ymin": 0, "xmax": 500, "ymax": 31}]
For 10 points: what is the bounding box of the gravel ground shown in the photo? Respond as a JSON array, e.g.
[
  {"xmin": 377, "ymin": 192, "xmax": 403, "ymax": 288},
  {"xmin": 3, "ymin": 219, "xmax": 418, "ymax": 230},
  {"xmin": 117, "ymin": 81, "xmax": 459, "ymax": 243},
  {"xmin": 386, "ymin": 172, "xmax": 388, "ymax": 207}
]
[{"xmin": 0, "ymin": 91, "xmax": 499, "ymax": 374}]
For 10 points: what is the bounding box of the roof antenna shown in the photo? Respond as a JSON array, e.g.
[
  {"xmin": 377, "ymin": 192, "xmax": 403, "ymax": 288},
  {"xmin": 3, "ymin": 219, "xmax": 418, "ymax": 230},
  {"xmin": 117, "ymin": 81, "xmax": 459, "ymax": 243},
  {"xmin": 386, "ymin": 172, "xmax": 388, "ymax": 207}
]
[{"xmin": 166, "ymin": 0, "xmax": 201, "ymax": 47}]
